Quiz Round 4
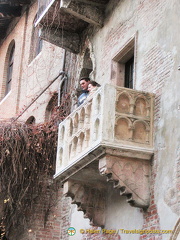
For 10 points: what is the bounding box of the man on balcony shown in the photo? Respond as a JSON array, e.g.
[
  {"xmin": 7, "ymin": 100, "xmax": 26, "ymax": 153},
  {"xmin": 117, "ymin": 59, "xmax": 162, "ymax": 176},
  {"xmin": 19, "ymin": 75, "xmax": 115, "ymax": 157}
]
[{"xmin": 77, "ymin": 77, "xmax": 90, "ymax": 106}]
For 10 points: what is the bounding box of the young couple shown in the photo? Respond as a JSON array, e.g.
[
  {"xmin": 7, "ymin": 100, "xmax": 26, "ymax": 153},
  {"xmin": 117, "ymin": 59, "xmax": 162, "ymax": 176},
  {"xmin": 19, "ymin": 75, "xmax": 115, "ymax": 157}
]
[{"xmin": 78, "ymin": 77, "xmax": 100, "ymax": 106}]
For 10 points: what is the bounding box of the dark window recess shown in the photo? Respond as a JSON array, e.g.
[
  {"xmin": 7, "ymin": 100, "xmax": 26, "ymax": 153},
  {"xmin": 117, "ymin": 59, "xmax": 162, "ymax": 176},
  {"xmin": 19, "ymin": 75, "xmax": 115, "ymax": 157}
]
[
  {"xmin": 125, "ymin": 57, "xmax": 134, "ymax": 89},
  {"xmin": 26, "ymin": 116, "xmax": 36, "ymax": 125},
  {"xmin": 60, "ymin": 79, "xmax": 71, "ymax": 117},
  {"xmin": 6, "ymin": 44, "xmax": 15, "ymax": 95},
  {"xmin": 29, "ymin": 25, "xmax": 43, "ymax": 63},
  {"xmin": 35, "ymin": 30, "xmax": 43, "ymax": 56}
]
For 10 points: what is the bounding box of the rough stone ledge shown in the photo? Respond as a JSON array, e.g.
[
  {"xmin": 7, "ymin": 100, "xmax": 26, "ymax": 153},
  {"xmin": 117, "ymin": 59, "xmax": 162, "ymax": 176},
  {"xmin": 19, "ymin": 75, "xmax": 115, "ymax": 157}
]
[{"xmin": 53, "ymin": 142, "xmax": 153, "ymax": 182}]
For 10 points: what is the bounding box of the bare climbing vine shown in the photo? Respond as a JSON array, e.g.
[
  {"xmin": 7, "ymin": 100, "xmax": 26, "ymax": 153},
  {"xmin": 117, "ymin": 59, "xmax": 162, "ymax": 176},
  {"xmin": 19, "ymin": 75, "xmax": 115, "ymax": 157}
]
[{"xmin": 0, "ymin": 93, "xmax": 71, "ymax": 239}]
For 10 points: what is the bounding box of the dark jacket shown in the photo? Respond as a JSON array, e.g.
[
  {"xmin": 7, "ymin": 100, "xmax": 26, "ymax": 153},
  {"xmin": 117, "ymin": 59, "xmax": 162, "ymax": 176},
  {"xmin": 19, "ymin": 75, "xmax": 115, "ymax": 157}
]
[{"xmin": 78, "ymin": 90, "xmax": 89, "ymax": 106}]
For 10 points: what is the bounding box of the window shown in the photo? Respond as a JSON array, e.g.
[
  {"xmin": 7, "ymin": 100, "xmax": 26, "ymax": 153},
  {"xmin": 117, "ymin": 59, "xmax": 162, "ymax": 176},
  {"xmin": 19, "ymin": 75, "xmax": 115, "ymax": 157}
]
[
  {"xmin": 111, "ymin": 36, "xmax": 136, "ymax": 88},
  {"xmin": 45, "ymin": 76, "xmax": 70, "ymax": 122},
  {"xmin": 26, "ymin": 116, "xmax": 36, "ymax": 125},
  {"xmin": 125, "ymin": 56, "xmax": 134, "ymax": 89},
  {"xmin": 1, "ymin": 40, "xmax": 15, "ymax": 100},
  {"xmin": 29, "ymin": 17, "xmax": 43, "ymax": 63},
  {"xmin": 80, "ymin": 48, "xmax": 93, "ymax": 79},
  {"xmin": 6, "ymin": 43, "xmax": 15, "ymax": 95},
  {"xmin": 45, "ymin": 93, "xmax": 58, "ymax": 122}
]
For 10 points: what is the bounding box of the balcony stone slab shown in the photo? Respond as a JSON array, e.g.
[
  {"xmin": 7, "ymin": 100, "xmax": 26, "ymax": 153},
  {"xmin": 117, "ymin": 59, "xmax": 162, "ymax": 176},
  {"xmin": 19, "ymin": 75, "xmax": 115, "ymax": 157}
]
[
  {"xmin": 40, "ymin": 27, "xmax": 80, "ymax": 53},
  {"xmin": 60, "ymin": 0, "xmax": 104, "ymax": 27}
]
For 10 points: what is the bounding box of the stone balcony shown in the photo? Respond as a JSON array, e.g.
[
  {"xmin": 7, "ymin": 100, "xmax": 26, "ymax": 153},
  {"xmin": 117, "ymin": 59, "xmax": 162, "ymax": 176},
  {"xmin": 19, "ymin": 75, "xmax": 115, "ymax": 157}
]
[
  {"xmin": 35, "ymin": 0, "xmax": 110, "ymax": 53},
  {"xmin": 54, "ymin": 84, "xmax": 154, "ymax": 227}
]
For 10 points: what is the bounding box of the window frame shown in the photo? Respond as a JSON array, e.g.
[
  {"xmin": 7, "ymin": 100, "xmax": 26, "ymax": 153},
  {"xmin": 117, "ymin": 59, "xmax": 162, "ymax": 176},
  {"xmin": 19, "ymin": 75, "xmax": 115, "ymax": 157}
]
[
  {"xmin": 111, "ymin": 35, "xmax": 137, "ymax": 88},
  {"xmin": 29, "ymin": 17, "xmax": 43, "ymax": 63},
  {"xmin": 0, "ymin": 40, "xmax": 16, "ymax": 101},
  {"xmin": 125, "ymin": 56, "xmax": 134, "ymax": 89},
  {"xmin": 6, "ymin": 43, "xmax": 15, "ymax": 95}
]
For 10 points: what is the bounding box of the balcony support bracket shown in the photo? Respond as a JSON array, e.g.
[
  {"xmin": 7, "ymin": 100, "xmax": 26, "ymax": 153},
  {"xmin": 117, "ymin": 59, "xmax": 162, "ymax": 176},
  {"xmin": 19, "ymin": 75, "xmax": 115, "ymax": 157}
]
[
  {"xmin": 63, "ymin": 180, "xmax": 106, "ymax": 227},
  {"xmin": 99, "ymin": 155, "xmax": 151, "ymax": 209},
  {"xmin": 40, "ymin": 27, "xmax": 80, "ymax": 54},
  {"xmin": 60, "ymin": 0, "xmax": 103, "ymax": 27}
]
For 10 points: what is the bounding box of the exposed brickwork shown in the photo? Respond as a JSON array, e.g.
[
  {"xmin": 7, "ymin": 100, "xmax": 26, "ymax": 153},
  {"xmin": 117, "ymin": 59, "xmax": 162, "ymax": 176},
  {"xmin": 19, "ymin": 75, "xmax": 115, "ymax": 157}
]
[
  {"xmin": 59, "ymin": 196, "xmax": 71, "ymax": 240},
  {"xmin": 139, "ymin": 163, "xmax": 162, "ymax": 240},
  {"xmin": 6, "ymin": 184, "xmax": 73, "ymax": 240}
]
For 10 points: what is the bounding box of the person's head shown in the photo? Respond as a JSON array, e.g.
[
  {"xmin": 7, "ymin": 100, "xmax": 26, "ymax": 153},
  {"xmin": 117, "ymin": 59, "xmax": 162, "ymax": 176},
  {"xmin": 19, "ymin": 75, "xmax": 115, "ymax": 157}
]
[
  {"xmin": 79, "ymin": 77, "xmax": 90, "ymax": 91},
  {"xmin": 88, "ymin": 81, "xmax": 100, "ymax": 92}
]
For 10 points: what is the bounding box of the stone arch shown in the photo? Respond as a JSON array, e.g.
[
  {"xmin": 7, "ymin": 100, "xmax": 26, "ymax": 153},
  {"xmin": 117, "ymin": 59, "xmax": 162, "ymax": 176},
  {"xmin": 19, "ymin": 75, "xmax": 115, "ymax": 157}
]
[
  {"xmin": 26, "ymin": 116, "xmax": 36, "ymax": 125},
  {"xmin": 133, "ymin": 120, "xmax": 149, "ymax": 143},
  {"xmin": 134, "ymin": 95, "xmax": 149, "ymax": 117},
  {"xmin": 116, "ymin": 92, "xmax": 132, "ymax": 114},
  {"xmin": 69, "ymin": 118, "xmax": 73, "ymax": 136},
  {"xmin": 73, "ymin": 112, "xmax": 79, "ymax": 132},
  {"xmin": 94, "ymin": 93, "xmax": 101, "ymax": 114},
  {"xmin": 45, "ymin": 93, "xmax": 58, "ymax": 122},
  {"xmin": 79, "ymin": 107, "xmax": 85, "ymax": 128},
  {"xmin": 85, "ymin": 129, "xmax": 90, "ymax": 147},
  {"xmin": 59, "ymin": 148, "xmax": 63, "ymax": 167},
  {"xmin": 59, "ymin": 125, "xmax": 65, "ymax": 141},
  {"xmin": 69, "ymin": 143, "xmax": 72, "ymax": 159},
  {"xmin": 1, "ymin": 39, "xmax": 15, "ymax": 99},
  {"xmin": 94, "ymin": 118, "xmax": 100, "ymax": 141},
  {"xmin": 85, "ymin": 103, "xmax": 92, "ymax": 124},
  {"xmin": 80, "ymin": 48, "xmax": 93, "ymax": 79},
  {"xmin": 115, "ymin": 117, "xmax": 132, "ymax": 140},
  {"xmin": 72, "ymin": 136, "xmax": 78, "ymax": 156},
  {"xmin": 78, "ymin": 132, "xmax": 85, "ymax": 153}
]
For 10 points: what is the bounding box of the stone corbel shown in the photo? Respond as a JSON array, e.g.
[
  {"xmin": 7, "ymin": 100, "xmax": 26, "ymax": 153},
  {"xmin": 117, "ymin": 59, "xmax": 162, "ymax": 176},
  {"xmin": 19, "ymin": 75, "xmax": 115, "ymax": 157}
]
[
  {"xmin": 99, "ymin": 155, "xmax": 150, "ymax": 209},
  {"xmin": 63, "ymin": 180, "xmax": 106, "ymax": 227},
  {"xmin": 60, "ymin": 0, "xmax": 103, "ymax": 27},
  {"xmin": 40, "ymin": 27, "xmax": 80, "ymax": 53}
]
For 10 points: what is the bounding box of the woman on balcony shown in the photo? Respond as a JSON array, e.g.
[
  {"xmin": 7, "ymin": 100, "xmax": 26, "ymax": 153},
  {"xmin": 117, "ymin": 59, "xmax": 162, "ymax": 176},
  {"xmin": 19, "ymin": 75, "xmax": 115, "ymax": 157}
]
[{"xmin": 87, "ymin": 81, "xmax": 100, "ymax": 96}]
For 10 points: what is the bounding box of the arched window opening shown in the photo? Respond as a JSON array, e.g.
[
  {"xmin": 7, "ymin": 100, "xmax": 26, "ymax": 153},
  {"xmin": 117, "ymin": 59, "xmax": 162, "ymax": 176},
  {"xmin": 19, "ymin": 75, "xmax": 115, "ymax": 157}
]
[
  {"xmin": 26, "ymin": 116, "xmax": 36, "ymax": 125},
  {"xmin": 77, "ymin": 48, "xmax": 93, "ymax": 98},
  {"xmin": 45, "ymin": 93, "xmax": 58, "ymax": 122},
  {"xmin": 59, "ymin": 77, "xmax": 71, "ymax": 117},
  {"xmin": 5, "ymin": 41, "xmax": 15, "ymax": 95},
  {"xmin": 80, "ymin": 48, "xmax": 93, "ymax": 79}
]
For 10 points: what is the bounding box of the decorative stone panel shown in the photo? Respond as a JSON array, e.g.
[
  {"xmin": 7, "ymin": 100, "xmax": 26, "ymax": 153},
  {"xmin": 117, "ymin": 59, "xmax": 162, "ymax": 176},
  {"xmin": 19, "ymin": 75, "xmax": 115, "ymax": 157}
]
[{"xmin": 115, "ymin": 89, "xmax": 153, "ymax": 145}]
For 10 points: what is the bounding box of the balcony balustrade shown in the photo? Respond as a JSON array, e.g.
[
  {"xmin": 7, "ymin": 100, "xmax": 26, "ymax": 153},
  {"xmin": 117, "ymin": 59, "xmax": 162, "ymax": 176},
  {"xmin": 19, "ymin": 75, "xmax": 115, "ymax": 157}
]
[{"xmin": 54, "ymin": 84, "xmax": 154, "ymax": 226}]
